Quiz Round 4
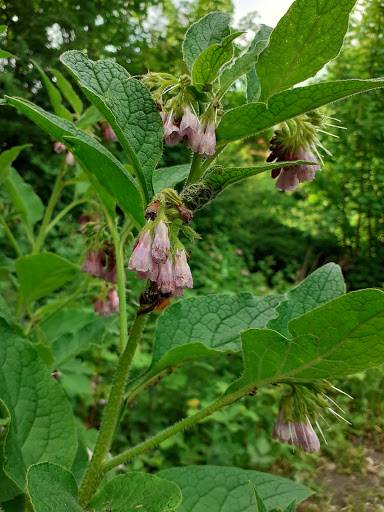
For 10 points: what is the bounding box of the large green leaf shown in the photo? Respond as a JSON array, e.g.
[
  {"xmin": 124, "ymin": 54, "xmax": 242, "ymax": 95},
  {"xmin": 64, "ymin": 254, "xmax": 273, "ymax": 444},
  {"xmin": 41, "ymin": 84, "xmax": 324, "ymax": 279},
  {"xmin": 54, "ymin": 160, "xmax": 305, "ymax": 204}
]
[
  {"xmin": 158, "ymin": 466, "xmax": 312, "ymax": 512},
  {"xmin": 51, "ymin": 68, "xmax": 83, "ymax": 116},
  {"xmin": 60, "ymin": 51, "xmax": 163, "ymax": 201},
  {"xmin": 220, "ymin": 25, "xmax": 272, "ymax": 99},
  {"xmin": 267, "ymin": 263, "xmax": 345, "ymax": 338},
  {"xmin": 87, "ymin": 472, "xmax": 182, "ymax": 511},
  {"xmin": 217, "ymin": 78, "xmax": 384, "ymax": 145},
  {"xmin": 15, "ymin": 252, "xmax": 79, "ymax": 304},
  {"xmin": 0, "ymin": 400, "xmax": 21, "ymax": 501},
  {"xmin": 226, "ymin": 289, "xmax": 384, "ymax": 396},
  {"xmin": 0, "ymin": 320, "xmax": 77, "ymax": 494},
  {"xmin": 246, "ymin": 25, "xmax": 273, "ymax": 103},
  {"xmin": 5, "ymin": 168, "xmax": 44, "ymax": 233},
  {"xmin": 192, "ymin": 32, "xmax": 243, "ymax": 85},
  {"xmin": 32, "ymin": 60, "xmax": 73, "ymax": 122},
  {"xmin": 256, "ymin": 0, "xmax": 357, "ymax": 101},
  {"xmin": 183, "ymin": 12, "xmax": 231, "ymax": 69},
  {"xmin": 51, "ymin": 316, "xmax": 112, "ymax": 368},
  {"xmin": 27, "ymin": 463, "xmax": 82, "ymax": 512},
  {"xmin": 0, "ymin": 145, "xmax": 30, "ymax": 185},
  {"xmin": 125, "ymin": 293, "xmax": 282, "ymax": 398},
  {"xmin": 153, "ymin": 163, "xmax": 190, "ymax": 193},
  {"xmin": 4, "ymin": 97, "xmax": 144, "ymax": 225}
]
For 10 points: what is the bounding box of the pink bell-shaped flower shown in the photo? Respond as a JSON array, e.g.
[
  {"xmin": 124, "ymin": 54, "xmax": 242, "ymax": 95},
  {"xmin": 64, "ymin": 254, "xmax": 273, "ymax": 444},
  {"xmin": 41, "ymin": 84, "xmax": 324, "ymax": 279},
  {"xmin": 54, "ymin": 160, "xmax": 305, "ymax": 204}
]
[
  {"xmin": 271, "ymin": 410, "xmax": 320, "ymax": 454},
  {"xmin": 174, "ymin": 249, "xmax": 193, "ymax": 291},
  {"xmin": 128, "ymin": 230, "xmax": 153, "ymax": 279},
  {"xmin": 152, "ymin": 220, "xmax": 170, "ymax": 264},
  {"xmin": 198, "ymin": 122, "xmax": 216, "ymax": 159},
  {"xmin": 82, "ymin": 250, "xmax": 106, "ymax": 279},
  {"xmin": 157, "ymin": 257, "xmax": 175, "ymax": 295}
]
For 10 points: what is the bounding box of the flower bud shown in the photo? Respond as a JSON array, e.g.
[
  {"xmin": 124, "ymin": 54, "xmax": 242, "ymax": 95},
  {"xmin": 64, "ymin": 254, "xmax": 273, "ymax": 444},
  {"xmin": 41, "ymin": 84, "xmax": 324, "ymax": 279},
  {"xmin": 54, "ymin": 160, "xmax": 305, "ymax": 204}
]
[
  {"xmin": 65, "ymin": 151, "xmax": 75, "ymax": 166},
  {"xmin": 53, "ymin": 141, "xmax": 66, "ymax": 154}
]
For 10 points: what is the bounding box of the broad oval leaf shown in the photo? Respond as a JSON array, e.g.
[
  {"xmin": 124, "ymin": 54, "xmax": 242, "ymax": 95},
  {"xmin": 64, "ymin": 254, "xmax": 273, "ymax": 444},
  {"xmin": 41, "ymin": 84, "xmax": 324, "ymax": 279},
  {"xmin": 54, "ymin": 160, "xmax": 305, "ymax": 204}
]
[
  {"xmin": 5, "ymin": 96, "xmax": 144, "ymax": 225},
  {"xmin": 267, "ymin": 263, "xmax": 345, "ymax": 338},
  {"xmin": 0, "ymin": 320, "xmax": 77, "ymax": 493},
  {"xmin": 0, "ymin": 144, "xmax": 31, "ymax": 185},
  {"xmin": 27, "ymin": 462, "xmax": 82, "ymax": 512},
  {"xmin": 217, "ymin": 78, "xmax": 384, "ymax": 145},
  {"xmin": 5, "ymin": 168, "xmax": 44, "ymax": 233},
  {"xmin": 60, "ymin": 51, "xmax": 163, "ymax": 201},
  {"xmin": 192, "ymin": 32, "xmax": 243, "ymax": 85},
  {"xmin": 256, "ymin": 0, "xmax": 357, "ymax": 101},
  {"xmin": 0, "ymin": 400, "xmax": 21, "ymax": 501},
  {"xmin": 226, "ymin": 289, "xmax": 384, "ymax": 396},
  {"xmin": 125, "ymin": 293, "xmax": 283, "ymax": 399},
  {"xmin": 183, "ymin": 12, "xmax": 231, "ymax": 69},
  {"xmin": 158, "ymin": 466, "xmax": 312, "ymax": 512},
  {"xmin": 153, "ymin": 163, "xmax": 190, "ymax": 193},
  {"xmin": 15, "ymin": 252, "xmax": 79, "ymax": 304},
  {"xmin": 87, "ymin": 472, "xmax": 182, "ymax": 512}
]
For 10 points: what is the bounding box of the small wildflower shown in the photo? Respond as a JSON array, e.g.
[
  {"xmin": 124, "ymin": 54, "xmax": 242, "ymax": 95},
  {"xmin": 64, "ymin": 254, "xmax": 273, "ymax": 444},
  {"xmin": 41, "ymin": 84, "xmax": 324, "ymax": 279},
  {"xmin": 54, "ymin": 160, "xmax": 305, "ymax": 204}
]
[
  {"xmin": 152, "ymin": 220, "xmax": 170, "ymax": 263},
  {"xmin": 198, "ymin": 121, "xmax": 216, "ymax": 159},
  {"xmin": 101, "ymin": 123, "xmax": 118, "ymax": 142},
  {"xmin": 94, "ymin": 287, "xmax": 119, "ymax": 317},
  {"xmin": 180, "ymin": 106, "xmax": 199, "ymax": 141},
  {"xmin": 65, "ymin": 151, "xmax": 75, "ymax": 166},
  {"xmin": 174, "ymin": 249, "xmax": 193, "ymax": 293},
  {"xmin": 157, "ymin": 257, "xmax": 175, "ymax": 295},
  {"xmin": 128, "ymin": 230, "xmax": 153, "ymax": 277},
  {"xmin": 272, "ymin": 411, "xmax": 320, "ymax": 453},
  {"xmin": 187, "ymin": 122, "xmax": 204, "ymax": 153},
  {"xmin": 164, "ymin": 113, "xmax": 181, "ymax": 146},
  {"xmin": 104, "ymin": 254, "xmax": 118, "ymax": 283},
  {"xmin": 82, "ymin": 250, "xmax": 106, "ymax": 279}
]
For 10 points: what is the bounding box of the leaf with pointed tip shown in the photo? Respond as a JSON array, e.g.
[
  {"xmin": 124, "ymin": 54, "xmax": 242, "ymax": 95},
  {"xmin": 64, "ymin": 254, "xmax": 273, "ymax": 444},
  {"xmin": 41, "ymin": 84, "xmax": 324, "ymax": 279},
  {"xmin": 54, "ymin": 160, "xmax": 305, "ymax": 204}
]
[
  {"xmin": 283, "ymin": 500, "xmax": 297, "ymax": 512},
  {"xmin": 27, "ymin": 463, "xmax": 82, "ymax": 512},
  {"xmin": 153, "ymin": 163, "xmax": 190, "ymax": 193},
  {"xmin": 246, "ymin": 25, "xmax": 273, "ymax": 103},
  {"xmin": 76, "ymin": 105, "xmax": 103, "ymax": 130},
  {"xmin": 15, "ymin": 252, "xmax": 79, "ymax": 304},
  {"xmin": 0, "ymin": 320, "xmax": 77, "ymax": 494},
  {"xmin": 33, "ymin": 60, "xmax": 73, "ymax": 121},
  {"xmin": 267, "ymin": 263, "xmax": 345, "ymax": 338},
  {"xmin": 256, "ymin": 0, "xmax": 357, "ymax": 101},
  {"xmin": 219, "ymin": 39, "xmax": 268, "ymax": 98},
  {"xmin": 158, "ymin": 466, "xmax": 312, "ymax": 512},
  {"xmin": 192, "ymin": 32, "xmax": 243, "ymax": 85},
  {"xmin": 217, "ymin": 79, "xmax": 384, "ymax": 145},
  {"xmin": 5, "ymin": 168, "xmax": 44, "ymax": 232},
  {"xmin": 183, "ymin": 12, "xmax": 231, "ymax": 69},
  {"xmin": 87, "ymin": 472, "xmax": 182, "ymax": 512},
  {"xmin": 225, "ymin": 289, "xmax": 384, "ymax": 397},
  {"xmin": 51, "ymin": 68, "xmax": 83, "ymax": 116},
  {"xmin": 0, "ymin": 144, "xmax": 31, "ymax": 185},
  {"xmin": 4, "ymin": 97, "xmax": 144, "ymax": 225},
  {"xmin": 125, "ymin": 293, "xmax": 283, "ymax": 399},
  {"xmin": 60, "ymin": 51, "xmax": 163, "ymax": 201},
  {"xmin": 250, "ymin": 482, "xmax": 268, "ymax": 512}
]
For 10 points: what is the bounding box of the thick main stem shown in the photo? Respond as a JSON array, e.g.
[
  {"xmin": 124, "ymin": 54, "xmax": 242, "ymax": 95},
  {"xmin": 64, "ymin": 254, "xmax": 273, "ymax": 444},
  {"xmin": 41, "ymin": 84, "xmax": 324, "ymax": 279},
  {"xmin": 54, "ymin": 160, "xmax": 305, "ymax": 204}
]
[
  {"xmin": 32, "ymin": 161, "xmax": 67, "ymax": 254},
  {"xmin": 78, "ymin": 312, "xmax": 147, "ymax": 507},
  {"xmin": 103, "ymin": 388, "xmax": 245, "ymax": 473},
  {"xmin": 186, "ymin": 152, "xmax": 203, "ymax": 185}
]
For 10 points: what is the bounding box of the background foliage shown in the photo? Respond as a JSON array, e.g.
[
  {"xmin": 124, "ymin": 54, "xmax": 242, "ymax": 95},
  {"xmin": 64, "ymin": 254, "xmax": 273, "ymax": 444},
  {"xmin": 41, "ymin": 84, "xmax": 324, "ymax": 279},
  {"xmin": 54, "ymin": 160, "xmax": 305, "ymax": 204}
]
[{"xmin": 1, "ymin": 0, "xmax": 384, "ymax": 510}]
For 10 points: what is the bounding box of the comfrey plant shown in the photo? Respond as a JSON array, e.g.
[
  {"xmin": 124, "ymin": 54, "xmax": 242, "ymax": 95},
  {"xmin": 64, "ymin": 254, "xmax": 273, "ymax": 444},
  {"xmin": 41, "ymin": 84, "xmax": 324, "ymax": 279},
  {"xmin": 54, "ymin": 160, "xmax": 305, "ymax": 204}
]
[{"xmin": 1, "ymin": 3, "xmax": 384, "ymax": 511}]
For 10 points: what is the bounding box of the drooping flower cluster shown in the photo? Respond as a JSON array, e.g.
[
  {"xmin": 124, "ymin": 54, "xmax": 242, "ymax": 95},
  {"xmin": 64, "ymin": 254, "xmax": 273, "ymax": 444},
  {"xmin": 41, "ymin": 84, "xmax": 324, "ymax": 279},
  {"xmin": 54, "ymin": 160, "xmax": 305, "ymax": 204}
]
[
  {"xmin": 271, "ymin": 382, "xmax": 352, "ymax": 453},
  {"xmin": 271, "ymin": 410, "xmax": 320, "ymax": 453},
  {"xmin": 268, "ymin": 111, "xmax": 343, "ymax": 192},
  {"xmin": 160, "ymin": 107, "xmax": 216, "ymax": 159},
  {"xmin": 128, "ymin": 220, "xmax": 193, "ymax": 297},
  {"xmin": 53, "ymin": 141, "xmax": 75, "ymax": 166},
  {"xmin": 82, "ymin": 244, "xmax": 118, "ymax": 283},
  {"xmin": 93, "ymin": 287, "xmax": 119, "ymax": 317}
]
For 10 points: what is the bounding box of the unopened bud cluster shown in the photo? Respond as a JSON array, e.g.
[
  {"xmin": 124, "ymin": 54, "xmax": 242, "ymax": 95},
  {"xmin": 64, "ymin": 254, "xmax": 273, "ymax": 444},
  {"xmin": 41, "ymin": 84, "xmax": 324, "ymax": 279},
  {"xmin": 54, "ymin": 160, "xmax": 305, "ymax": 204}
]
[{"xmin": 128, "ymin": 192, "xmax": 197, "ymax": 297}]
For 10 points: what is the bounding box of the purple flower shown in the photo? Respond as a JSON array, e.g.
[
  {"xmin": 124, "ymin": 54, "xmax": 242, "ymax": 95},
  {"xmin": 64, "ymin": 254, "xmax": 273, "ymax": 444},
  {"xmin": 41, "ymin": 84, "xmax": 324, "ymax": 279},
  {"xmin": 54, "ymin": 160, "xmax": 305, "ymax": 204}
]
[
  {"xmin": 198, "ymin": 122, "xmax": 216, "ymax": 159},
  {"xmin": 82, "ymin": 250, "xmax": 106, "ymax": 279},
  {"xmin": 187, "ymin": 122, "xmax": 204, "ymax": 153},
  {"xmin": 164, "ymin": 113, "xmax": 181, "ymax": 146},
  {"xmin": 104, "ymin": 254, "xmax": 118, "ymax": 283},
  {"xmin": 128, "ymin": 230, "xmax": 153, "ymax": 278},
  {"xmin": 94, "ymin": 288, "xmax": 119, "ymax": 317},
  {"xmin": 157, "ymin": 257, "xmax": 175, "ymax": 295},
  {"xmin": 271, "ymin": 146, "xmax": 320, "ymax": 192},
  {"xmin": 53, "ymin": 142, "xmax": 66, "ymax": 154},
  {"xmin": 102, "ymin": 124, "xmax": 118, "ymax": 142},
  {"xmin": 271, "ymin": 411, "xmax": 320, "ymax": 453},
  {"xmin": 174, "ymin": 249, "xmax": 193, "ymax": 292},
  {"xmin": 152, "ymin": 221, "xmax": 170, "ymax": 263},
  {"xmin": 180, "ymin": 107, "xmax": 199, "ymax": 141},
  {"xmin": 65, "ymin": 151, "xmax": 75, "ymax": 166}
]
